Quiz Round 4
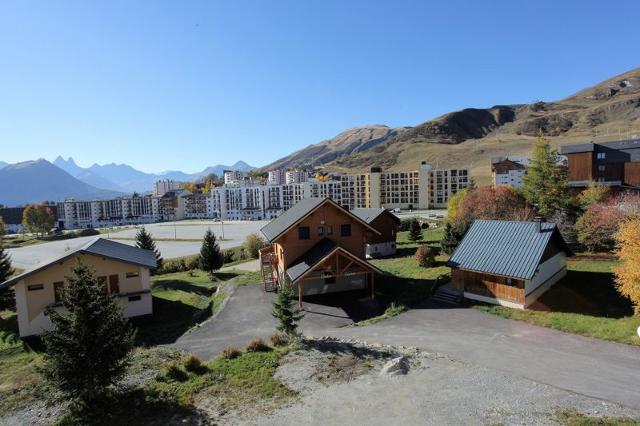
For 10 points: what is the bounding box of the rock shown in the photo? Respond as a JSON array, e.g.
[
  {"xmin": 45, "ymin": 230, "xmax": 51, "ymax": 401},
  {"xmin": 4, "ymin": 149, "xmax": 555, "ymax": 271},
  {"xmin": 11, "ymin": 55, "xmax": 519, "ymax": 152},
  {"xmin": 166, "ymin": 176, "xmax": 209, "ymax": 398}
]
[{"xmin": 380, "ymin": 356, "xmax": 410, "ymax": 376}]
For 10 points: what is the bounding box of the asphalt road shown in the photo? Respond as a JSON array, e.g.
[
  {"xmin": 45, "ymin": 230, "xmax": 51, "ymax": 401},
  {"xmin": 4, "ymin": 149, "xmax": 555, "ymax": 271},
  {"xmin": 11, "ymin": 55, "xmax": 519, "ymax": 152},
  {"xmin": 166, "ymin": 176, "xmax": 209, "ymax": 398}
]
[
  {"xmin": 176, "ymin": 285, "xmax": 640, "ymax": 411},
  {"xmin": 7, "ymin": 220, "xmax": 268, "ymax": 269}
]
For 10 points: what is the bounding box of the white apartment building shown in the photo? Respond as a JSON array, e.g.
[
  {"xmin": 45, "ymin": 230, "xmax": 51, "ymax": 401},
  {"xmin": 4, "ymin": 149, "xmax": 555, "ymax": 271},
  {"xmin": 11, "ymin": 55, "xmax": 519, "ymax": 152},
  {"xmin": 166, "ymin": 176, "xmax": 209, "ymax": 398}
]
[
  {"xmin": 58, "ymin": 195, "xmax": 161, "ymax": 229},
  {"xmin": 491, "ymin": 158, "xmax": 527, "ymax": 189},
  {"xmin": 209, "ymin": 162, "xmax": 470, "ymax": 220},
  {"xmin": 153, "ymin": 179, "xmax": 182, "ymax": 197},
  {"xmin": 223, "ymin": 170, "xmax": 247, "ymax": 185},
  {"xmin": 285, "ymin": 169, "xmax": 308, "ymax": 184},
  {"xmin": 267, "ymin": 169, "xmax": 286, "ymax": 185}
]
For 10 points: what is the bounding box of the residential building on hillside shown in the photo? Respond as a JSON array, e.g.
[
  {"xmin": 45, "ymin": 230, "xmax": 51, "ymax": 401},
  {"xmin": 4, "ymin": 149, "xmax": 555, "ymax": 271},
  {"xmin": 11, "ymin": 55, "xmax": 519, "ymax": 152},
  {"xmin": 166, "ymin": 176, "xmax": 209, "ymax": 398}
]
[
  {"xmin": 258, "ymin": 198, "xmax": 385, "ymax": 306},
  {"xmin": 223, "ymin": 170, "xmax": 247, "ymax": 185},
  {"xmin": 491, "ymin": 158, "xmax": 527, "ymax": 188},
  {"xmin": 560, "ymin": 139, "xmax": 640, "ymax": 188},
  {"xmin": 285, "ymin": 169, "xmax": 308, "ymax": 184},
  {"xmin": 0, "ymin": 238, "xmax": 156, "ymax": 337},
  {"xmin": 153, "ymin": 179, "xmax": 182, "ymax": 197},
  {"xmin": 58, "ymin": 195, "xmax": 161, "ymax": 229},
  {"xmin": 268, "ymin": 169, "xmax": 286, "ymax": 185},
  {"xmin": 209, "ymin": 162, "xmax": 470, "ymax": 220},
  {"xmin": 448, "ymin": 219, "xmax": 571, "ymax": 309}
]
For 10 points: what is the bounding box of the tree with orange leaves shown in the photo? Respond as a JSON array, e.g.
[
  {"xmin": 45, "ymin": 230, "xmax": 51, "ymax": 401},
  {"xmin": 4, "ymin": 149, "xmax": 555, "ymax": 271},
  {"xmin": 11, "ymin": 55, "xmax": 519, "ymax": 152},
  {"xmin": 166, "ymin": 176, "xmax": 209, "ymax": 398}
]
[{"xmin": 613, "ymin": 218, "xmax": 640, "ymax": 315}]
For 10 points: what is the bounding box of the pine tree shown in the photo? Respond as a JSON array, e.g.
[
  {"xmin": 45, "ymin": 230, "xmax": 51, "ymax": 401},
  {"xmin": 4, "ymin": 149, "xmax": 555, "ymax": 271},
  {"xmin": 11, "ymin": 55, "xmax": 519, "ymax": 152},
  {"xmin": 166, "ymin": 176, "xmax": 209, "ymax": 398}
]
[
  {"xmin": 520, "ymin": 131, "xmax": 569, "ymax": 217},
  {"xmin": 272, "ymin": 282, "xmax": 304, "ymax": 335},
  {"xmin": 0, "ymin": 240, "xmax": 14, "ymax": 308},
  {"xmin": 41, "ymin": 259, "xmax": 134, "ymax": 415},
  {"xmin": 408, "ymin": 218, "xmax": 423, "ymax": 243},
  {"xmin": 440, "ymin": 222, "xmax": 462, "ymax": 255},
  {"xmin": 134, "ymin": 227, "xmax": 163, "ymax": 272},
  {"xmin": 199, "ymin": 229, "xmax": 223, "ymax": 276}
]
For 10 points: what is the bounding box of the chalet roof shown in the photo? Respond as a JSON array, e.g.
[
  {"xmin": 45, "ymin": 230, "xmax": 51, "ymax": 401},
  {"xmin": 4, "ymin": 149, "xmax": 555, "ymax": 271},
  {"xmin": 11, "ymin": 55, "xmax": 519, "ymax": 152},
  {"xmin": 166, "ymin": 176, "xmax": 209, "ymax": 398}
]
[
  {"xmin": 0, "ymin": 238, "xmax": 157, "ymax": 289},
  {"xmin": 260, "ymin": 198, "xmax": 380, "ymax": 242},
  {"xmin": 350, "ymin": 208, "xmax": 400, "ymax": 224},
  {"xmin": 491, "ymin": 159, "xmax": 526, "ymax": 174},
  {"xmin": 285, "ymin": 238, "xmax": 381, "ymax": 283},
  {"xmin": 446, "ymin": 219, "xmax": 570, "ymax": 280},
  {"xmin": 560, "ymin": 138, "xmax": 640, "ymax": 155}
]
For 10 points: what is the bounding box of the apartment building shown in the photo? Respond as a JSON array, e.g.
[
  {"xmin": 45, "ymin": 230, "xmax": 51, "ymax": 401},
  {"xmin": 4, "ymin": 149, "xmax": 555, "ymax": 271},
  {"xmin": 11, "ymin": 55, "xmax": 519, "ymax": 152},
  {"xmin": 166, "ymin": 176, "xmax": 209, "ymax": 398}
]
[
  {"xmin": 285, "ymin": 169, "xmax": 308, "ymax": 184},
  {"xmin": 560, "ymin": 139, "xmax": 640, "ymax": 188},
  {"xmin": 491, "ymin": 158, "xmax": 527, "ymax": 189},
  {"xmin": 223, "ymin": 170, "xmax": 247, "ymax": 185},
  {"xmin": 268, "ymin": 169, "xmax": 286, "ymax": 185},
  {"xmin": 210, "ymin": 162, "xmax": 470, "ymax": 220},
  {"xmin": 153, "ymin": 179, "xmax": 182, "ymax": 197}
]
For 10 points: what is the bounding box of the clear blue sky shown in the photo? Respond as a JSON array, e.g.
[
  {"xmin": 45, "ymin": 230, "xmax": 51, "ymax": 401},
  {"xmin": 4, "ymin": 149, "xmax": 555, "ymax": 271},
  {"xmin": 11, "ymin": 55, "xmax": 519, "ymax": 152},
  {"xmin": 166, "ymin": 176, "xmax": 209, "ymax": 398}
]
[{"xmin": 1, "ymin": 0, "xmax": 639, "ymax": 173}]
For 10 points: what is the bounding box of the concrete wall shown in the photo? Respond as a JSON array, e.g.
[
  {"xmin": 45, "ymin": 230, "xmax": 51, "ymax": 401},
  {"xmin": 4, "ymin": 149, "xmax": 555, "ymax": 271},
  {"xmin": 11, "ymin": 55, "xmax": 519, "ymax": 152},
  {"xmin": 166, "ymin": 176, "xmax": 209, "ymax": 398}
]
[
  {"xmin": 14, "ymin": 253, "xmax": 152, "ymax": 337},
  {"xmin": 524, "ymin": 251, "xmax": 567, "ymax": 308},
  {"xmin": 295, "ymin": 274, "xmax": 367, "ymax": 296},
  {"xmin": 365, "ymin": 241, "xmax": 396, "ymax": 258}
]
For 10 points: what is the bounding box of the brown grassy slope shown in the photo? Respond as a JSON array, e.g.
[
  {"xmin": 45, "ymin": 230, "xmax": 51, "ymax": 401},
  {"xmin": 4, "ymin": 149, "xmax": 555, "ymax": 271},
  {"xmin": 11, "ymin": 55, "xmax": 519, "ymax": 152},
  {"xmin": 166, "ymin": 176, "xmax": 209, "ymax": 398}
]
[{"xmin": 263, "ymin": 67, "xmax": 640, "ymax": 186}]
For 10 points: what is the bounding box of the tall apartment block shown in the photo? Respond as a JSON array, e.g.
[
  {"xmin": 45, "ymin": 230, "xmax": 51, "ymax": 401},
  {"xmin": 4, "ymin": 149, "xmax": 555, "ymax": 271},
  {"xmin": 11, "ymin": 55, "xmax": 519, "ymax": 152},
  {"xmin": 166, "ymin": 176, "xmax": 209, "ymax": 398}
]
[{"xmin": 153, "ymin": 179, "xmax": 182, "ymax": 197}]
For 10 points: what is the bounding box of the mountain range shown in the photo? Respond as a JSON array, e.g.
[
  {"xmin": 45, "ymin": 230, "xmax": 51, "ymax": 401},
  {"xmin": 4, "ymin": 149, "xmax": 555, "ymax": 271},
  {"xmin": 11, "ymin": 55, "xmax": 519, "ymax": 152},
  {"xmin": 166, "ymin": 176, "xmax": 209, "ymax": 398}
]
[
  {"xmin": 0, "ymin": 158, "xmax": 255, "ymax": 206},
  {"xmin": 262, "ymin": 67, "xmax": 640, "ymax": 184}
]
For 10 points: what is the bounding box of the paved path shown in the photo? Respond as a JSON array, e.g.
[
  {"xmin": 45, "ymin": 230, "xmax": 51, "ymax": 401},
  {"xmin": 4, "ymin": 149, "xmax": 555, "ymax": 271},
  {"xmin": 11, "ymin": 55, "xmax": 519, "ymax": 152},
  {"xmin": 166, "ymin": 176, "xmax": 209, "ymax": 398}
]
[{"xmin": 174, "ymin": 285, "xmax": 640, "ymax": 410}]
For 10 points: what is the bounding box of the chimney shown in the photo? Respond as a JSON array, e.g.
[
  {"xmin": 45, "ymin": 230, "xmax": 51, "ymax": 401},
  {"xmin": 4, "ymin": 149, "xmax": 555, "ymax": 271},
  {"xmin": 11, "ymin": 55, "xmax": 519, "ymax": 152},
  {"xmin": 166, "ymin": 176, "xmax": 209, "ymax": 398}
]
[{"xmin": 533, "ymin": 216, "xmax": 546, "ymax": 233}]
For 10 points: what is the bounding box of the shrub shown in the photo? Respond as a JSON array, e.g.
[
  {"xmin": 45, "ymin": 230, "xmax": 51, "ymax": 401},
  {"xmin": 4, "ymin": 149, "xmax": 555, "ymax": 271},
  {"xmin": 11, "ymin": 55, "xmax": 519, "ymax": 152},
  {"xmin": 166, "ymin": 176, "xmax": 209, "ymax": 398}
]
[
  {"xmin": 160, "ymin": 361, "xmax": 188, "ymax": 382},
  {"xmin": 221, "ymin": 346, "xmax": 241, "ymax": 360},
  {"xmin": 182, "ymin": 354, "xmax": 204, "ymax": 373},
  {"xmin": 415, "ymin": 245, "xmax": 437, "ymax": 267},
  {"xmin": 186, "ymin": 255, "xmax": 200, "ymax": 270},
  {"xmin": 78, "ymin": 228, "xmax": 100, "ymax": 237},
  {"xmin": 269, "ymin": 331, "xmax": 289, "ymax": 347},
  {"xmin": 244, "ymin": 233, "xmax": 268, "ymax": 259},
  {"xmin": 399, "ymin": 218, "xmax": 416, "ymax": 232},
  {"xmin": 245, "ymin": 337, "xmax": 271, "ymax": 352},
  {"xmin": 408, "ymin": 219, "xmax": 423, "ymax": 242}
]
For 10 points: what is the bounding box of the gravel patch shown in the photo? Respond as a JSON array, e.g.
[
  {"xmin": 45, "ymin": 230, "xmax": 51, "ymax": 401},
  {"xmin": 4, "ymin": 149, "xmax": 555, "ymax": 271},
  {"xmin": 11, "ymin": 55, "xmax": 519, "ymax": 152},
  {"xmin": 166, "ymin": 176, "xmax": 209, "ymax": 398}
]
[{"xmin": 242, "ymin": 338, "xmax": 640, "ymax": 426}]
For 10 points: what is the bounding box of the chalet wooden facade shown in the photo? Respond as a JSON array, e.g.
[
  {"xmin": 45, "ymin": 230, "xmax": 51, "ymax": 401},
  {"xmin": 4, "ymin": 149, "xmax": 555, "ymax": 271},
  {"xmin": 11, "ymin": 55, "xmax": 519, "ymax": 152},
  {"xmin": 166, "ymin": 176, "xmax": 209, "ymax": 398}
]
[
  {"xmin": 351, "ymin": 208, "xmax": 400, "ymax": 258},
  {"xmin": 447, "ymin": 219, "xmax": 571, "ymax": 309},
  {"xmin": 560, "ymin": 139, "xmax": 640, "ymax": 188},
  {"xmin": 259, "ymin": 198, "xmax": 385, "ymax": 306}
]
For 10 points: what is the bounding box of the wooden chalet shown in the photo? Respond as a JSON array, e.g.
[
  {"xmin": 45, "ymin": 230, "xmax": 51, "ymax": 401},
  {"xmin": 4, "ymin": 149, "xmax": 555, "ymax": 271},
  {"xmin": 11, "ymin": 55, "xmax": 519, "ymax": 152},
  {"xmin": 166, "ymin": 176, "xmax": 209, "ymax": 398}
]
[
  {"xmin": 258, "ymin": 198, "xmax": 384, "ymax": 307},
  {"xmin": 350, "ymin": 208, "xmax": 400, "ymax": 258},
  {"xmin": 447, "ymin": 219, "xmax": 571, "ymax": 309}
]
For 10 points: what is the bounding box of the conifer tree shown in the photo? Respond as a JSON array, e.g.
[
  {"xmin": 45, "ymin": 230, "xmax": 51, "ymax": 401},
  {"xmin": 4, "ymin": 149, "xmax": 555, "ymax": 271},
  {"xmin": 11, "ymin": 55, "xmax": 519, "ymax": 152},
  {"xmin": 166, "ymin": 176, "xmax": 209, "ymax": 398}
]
[
  {"xmin": 199, "ymin": 229, "xmax": 223, "ymax": 276},
  {"xmin": 134, "ymin": 227, "xmax": 163, "ymax": 272},
  {"xmin": 41, "ymin": 260, "xmax": 134, "ymax": 415},
  {"xmin": 272, "ymin": 282, "xmax": 303, "ymax": 335},
  {"xmin": 408, "ymin": 218, "xmax": 423, "ymax": 243},
  {"xmin": 440, "ymin": 222, "xmax": 462, "ymax": 255},
  {"xmin": 521, "ymin": 131, "xmax": 568, "ymax": 217}
]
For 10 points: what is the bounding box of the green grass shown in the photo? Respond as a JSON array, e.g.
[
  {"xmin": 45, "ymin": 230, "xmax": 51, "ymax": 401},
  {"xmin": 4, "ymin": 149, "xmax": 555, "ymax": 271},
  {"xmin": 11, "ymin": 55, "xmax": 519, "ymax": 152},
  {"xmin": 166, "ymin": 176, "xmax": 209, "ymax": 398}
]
[
  {"xmin": 473, "ymin": 256, "xmax": 640, "ymax": 346},
  {"xmin": 351, "ymin": 302, "xmax": 407, "ymax": 327},
  {"xmin": 554, "ymin": 408, "xmax": 640, "ymax": 425}
]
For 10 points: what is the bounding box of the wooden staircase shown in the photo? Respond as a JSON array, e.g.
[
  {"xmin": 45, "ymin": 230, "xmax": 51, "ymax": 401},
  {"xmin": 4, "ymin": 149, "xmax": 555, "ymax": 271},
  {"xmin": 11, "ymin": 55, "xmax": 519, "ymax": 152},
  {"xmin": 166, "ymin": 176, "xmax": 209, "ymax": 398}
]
[{"xmin": 259, "ymin": 246, "xmax": 277, "ymax": 292}]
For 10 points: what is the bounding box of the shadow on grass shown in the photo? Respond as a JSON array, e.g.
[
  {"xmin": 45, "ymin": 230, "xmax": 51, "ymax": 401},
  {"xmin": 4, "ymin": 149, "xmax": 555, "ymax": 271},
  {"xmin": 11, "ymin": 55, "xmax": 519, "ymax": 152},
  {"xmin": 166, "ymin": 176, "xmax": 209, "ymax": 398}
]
[
  {"xmin": 530, "ymin": 269, "xmax": 633, "ymax": 318},
  {"xmin": 374, "ymin": 272, "xmax": 444, "ymax": 309},
  {"xmin": 302, "ymin": 290, "xmax": 384, "ymax": 322},
  {"xmin": 151, "ymin": 279, "xmax": 215, "ymax": 297},
  {"xmin": 302, "ymin": 338, "xmax": 398, "ymax": 359},
  {"xmin": 131, "ymin": 296, "xmax": 212, "ymax": 346}
]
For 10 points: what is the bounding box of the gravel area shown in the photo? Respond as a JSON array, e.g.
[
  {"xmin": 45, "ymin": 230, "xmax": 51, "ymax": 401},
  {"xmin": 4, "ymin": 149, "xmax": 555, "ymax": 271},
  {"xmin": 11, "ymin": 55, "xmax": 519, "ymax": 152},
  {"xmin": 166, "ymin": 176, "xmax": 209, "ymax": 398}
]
[{"xmin": 243, "ymin": 339, "xmax": 640, "ymax": 426}]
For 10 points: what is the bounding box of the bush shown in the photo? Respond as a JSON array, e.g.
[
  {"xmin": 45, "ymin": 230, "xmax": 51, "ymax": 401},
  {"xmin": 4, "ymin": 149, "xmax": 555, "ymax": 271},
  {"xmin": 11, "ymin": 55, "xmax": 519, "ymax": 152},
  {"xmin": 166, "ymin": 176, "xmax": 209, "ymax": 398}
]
[
  {"xmin": 159, "ymin": 361, "xmax": 188, "ymax": 382},
  {"xmin": 245, "ymin": 337, "xmax": 271, "ymax": 352},
  {"xmin": 78, "ymin": 228, "xmax": 100, "ymax": 237},
  {"xmin": 244, "ymin": 233, "xmax": 268, "ymax": 259},
  {"xmin": 415, "ymin": 245, "xmax": 437, "ymax": 267},
  {"xmin": 181, "ymin": 354, "xmax": 204, "ymax": 373},
  {"xmin": 221, "ymin": 346, "xmax": 241, "ymax": 360},
  {"xmin": 399, "ymin": 218, "xmax": 417, "ymax": 232},
  {"xmin": 269, "ymin": 332, "xmax": 289, "ymax": 347}
]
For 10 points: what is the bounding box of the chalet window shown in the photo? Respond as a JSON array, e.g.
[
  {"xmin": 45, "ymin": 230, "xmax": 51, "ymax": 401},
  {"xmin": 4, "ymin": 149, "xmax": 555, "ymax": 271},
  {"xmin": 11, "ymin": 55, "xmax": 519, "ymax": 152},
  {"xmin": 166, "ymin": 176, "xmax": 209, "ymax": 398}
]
[
  {"xmin": 109, "ymin": 274, "xmax": 120, "ymax": 294},
  {"xmin": 126, "ymin": 271, "xmax": 139, "ymax": 278},
  {"xmin": 340, "ymin": 224, "xmax": 351, "ymax": 237},
  {"xmin": 327, "ymin": 226, "xmax": 333, "ymax": 236},
  {"xmin": 598, "ymin": 165, "xmax": 606, "ymax": 172},
  {"xmin": 27, "ymin": 284, "xmax": 44, "ymax": 291},
  {"xmin": 53, "ymin": 281, "xmax": 64, "ymax": 302},
  {"xmin": 597, "ymin": 152, "xmax": 606, "ymax": 160},
  {"xmin": 298, "ymin": 226, "xmax": 310, "ymax": 240},
  {"xmin": 128, "ymin": 295, "xmax": 141, "ymax": 302},
  {"xmin": 318, "ymin": 226, "xmax": 324, "ymax": 236}
]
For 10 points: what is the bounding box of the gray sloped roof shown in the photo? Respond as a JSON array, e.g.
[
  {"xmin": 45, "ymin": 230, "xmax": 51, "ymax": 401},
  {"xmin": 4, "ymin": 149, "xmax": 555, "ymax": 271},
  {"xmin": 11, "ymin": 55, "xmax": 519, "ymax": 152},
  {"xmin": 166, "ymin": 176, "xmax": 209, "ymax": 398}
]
[
  {"xmin": 260, "ymin": 198, "xmax": 326, "ymax": 241},
  {"xmin": 0, "ymin": 238, "xmax": 157, "ymax": 288},
  {"xmin": 285, "ymin": 238, "xmax": 381, "ymax": 283},
  {"xmin": 350, "ymin": 208, "xmax": 385, "ymax": 223},
  {"xmin": 446, "ymin": 220, "xmax": 570, "ymax": 280}
]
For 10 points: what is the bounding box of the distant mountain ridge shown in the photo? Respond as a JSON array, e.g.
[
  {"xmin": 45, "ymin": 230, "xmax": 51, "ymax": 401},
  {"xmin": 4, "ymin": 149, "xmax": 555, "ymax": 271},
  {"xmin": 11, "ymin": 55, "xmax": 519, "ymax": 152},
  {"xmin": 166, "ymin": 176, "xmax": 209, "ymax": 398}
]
[
  {"xmin": 51, "ymin": 157, "xmax": 255, "ymax": 193},
  {"xmin": 0, "ymin": 160, "xmax": 124, "ymax": 206}
]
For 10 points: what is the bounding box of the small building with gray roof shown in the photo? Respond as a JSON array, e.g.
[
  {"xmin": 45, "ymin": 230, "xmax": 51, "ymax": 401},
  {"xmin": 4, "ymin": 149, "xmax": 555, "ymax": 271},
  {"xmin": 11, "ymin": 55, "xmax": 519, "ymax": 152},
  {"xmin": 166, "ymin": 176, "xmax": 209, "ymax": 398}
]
[{"xmin": 447, "ymin": 219, "xmax": 571, "ymax": 309}]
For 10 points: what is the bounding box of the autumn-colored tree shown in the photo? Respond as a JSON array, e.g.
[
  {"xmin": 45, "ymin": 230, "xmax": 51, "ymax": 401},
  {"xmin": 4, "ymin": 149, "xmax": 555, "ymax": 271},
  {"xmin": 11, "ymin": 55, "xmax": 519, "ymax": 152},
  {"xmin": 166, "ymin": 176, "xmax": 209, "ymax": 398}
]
[
  {"xmin": 22, "ymin": 204, "xmax": 55, "ymax": 237},
  {"xmin": 446, "ymin": 188, "xmax": 468, "ymax": 222},
  {"xmin": 613, "ymin": 218, "xmax": 640, "ymax": 315},
  {"xmin": 520, "ymin": 131, "xmax": 568, "ymax": 217},
  {"xmin": 578, "ymin": 181, "xmax": 610, "ymax": 209},
  {"xmin": 450, "ymin": 185, "xmax": 535, "ymax": 234}
]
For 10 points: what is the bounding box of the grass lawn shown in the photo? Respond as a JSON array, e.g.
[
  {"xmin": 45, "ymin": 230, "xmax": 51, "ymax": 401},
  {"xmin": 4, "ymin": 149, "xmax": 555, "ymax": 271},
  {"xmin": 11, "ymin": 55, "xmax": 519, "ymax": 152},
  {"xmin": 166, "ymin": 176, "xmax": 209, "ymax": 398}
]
[
  {"xmin": 554, "ymin": 408, "xmax": 640, "ymax": 426},
  {"xmin": 369, "ymin": 228, "xmax": 450, "ymax": 309},
  {"xmin": 474, "ymin": 256, "xmax": 640, "ymax": 346}
]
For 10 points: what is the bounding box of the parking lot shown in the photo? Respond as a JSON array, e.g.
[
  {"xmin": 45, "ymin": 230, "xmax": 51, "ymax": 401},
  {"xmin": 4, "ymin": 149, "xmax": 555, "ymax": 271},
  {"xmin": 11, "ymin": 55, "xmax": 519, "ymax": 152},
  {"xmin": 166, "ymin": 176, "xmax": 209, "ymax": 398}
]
[{"xmin": 7, "ymin": 219, "xmax": 269, "ymax": 269}]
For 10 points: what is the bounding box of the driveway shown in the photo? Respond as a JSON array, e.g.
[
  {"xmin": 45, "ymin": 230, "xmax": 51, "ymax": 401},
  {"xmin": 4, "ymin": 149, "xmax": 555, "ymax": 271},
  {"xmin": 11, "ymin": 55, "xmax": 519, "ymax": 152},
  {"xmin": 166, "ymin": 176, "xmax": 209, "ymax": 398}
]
[{"xmin": 174, "ymin": 286, "xmax": 640, "ymax": 411}]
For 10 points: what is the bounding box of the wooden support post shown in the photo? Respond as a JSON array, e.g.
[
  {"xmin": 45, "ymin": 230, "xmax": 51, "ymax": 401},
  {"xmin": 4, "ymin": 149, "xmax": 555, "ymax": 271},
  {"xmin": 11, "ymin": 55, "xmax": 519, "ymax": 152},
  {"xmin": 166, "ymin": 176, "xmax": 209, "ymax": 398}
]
[
  {"xmin": 298, "ymin": 282, "xmax": 303, "ymax": 309},
  {"xmin": 370, "ymin": 272, "xmax": 375, "ymax": 300}
]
